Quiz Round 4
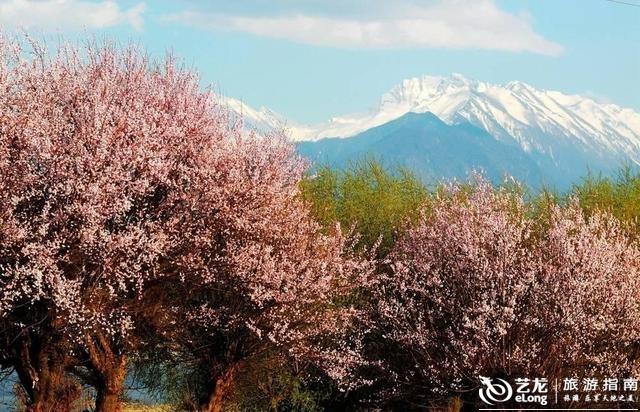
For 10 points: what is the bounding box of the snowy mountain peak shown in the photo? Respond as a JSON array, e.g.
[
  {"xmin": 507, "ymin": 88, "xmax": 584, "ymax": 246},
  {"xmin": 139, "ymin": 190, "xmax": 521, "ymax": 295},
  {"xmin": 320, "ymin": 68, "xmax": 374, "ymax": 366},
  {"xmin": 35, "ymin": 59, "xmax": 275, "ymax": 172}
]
[
  {"xmin": 225, "ymin": 73, "xmax": 640, "ymax": 179},
  {"xmin": 505, "ymin": 79, "xmax": 535, "ymax": 91},
  {"xmin": 227, "ymin": 73, "xmax": 640, "ymax": 188},
  {"xmin": 289, "ymin": 74, "xmax": 640, "ymax": 167},
  {"xmin": 224, "ymin": 97, "xmax": 287, "ymax": 131},
  {"xmin": 382, "ymin": 74, "xmax": 477, "ymax": 107}
]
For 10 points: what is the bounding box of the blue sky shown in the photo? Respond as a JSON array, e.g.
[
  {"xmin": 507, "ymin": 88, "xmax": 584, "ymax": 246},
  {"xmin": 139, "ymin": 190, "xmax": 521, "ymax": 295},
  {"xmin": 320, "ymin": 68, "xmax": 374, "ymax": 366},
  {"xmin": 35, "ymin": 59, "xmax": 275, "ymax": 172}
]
[{"xmin": 2, "ymin": 0, "xmax": 638, "ymax": 124}]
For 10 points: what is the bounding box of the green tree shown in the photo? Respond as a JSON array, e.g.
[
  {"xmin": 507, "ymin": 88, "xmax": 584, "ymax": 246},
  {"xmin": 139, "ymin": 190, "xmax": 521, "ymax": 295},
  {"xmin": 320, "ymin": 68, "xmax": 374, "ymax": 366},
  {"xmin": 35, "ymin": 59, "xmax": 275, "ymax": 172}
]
[
  {"xmin": 570, "ymin": 166, "xmax": 640, "ymax": 236},
  {"xmin": 301, "ymin": 159, "xmax": 428, "ymax": 256}
]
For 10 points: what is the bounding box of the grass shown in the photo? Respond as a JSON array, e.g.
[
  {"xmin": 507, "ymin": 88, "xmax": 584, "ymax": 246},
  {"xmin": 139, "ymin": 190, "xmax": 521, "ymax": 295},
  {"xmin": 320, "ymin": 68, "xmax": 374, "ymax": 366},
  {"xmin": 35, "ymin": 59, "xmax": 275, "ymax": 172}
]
[{"xmin": 123, "ymin": 403, "xmax": 172, "ymax": 412}]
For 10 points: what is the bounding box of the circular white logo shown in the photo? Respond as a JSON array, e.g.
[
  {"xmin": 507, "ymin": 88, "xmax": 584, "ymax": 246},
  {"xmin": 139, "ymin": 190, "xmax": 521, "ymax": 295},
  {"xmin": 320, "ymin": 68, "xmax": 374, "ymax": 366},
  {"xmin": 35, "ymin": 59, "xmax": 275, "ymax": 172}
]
[{"xmin": 479, "ymin": 376, "xmax": 513, "ymax": 405}]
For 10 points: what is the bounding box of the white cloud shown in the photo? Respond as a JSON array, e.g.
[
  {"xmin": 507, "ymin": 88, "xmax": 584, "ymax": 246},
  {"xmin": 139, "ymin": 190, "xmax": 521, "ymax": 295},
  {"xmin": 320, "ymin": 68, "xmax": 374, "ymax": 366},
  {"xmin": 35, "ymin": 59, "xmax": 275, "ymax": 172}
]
[
  {"xmin": 165, "ymin": 0, "xmax": 562, "ymax": 56},
  {"xmin": 0, "ymin": 0, "xmax": 146, "ymax": 31}
]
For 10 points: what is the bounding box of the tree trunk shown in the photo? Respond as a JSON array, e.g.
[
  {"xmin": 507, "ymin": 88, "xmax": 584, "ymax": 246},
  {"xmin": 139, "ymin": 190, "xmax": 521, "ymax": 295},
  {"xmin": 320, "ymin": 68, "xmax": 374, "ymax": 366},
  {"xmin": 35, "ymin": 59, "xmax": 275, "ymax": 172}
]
[
  {"xmin": 95, "ymin": 386, "xmax": 124, "ymax": 412},
  {"xmin": 201, "ymin": 366, "xmax": 238, "ymax": 412},
  {"xmin": 30, "ymin": 364, "xmax": 77, "ymax": 412},
  {"xmin": 85, "ymin": 332, "xmax": 127, "ymax": 412},
  {"xmin": 14, "ymin": 333, "xmax": 78, "ymax": 412},
  {"xmin": 19, "ymin": 360, "xmax": 76, "ymax": 412},
  {"xmin": 94, "ymin": 360, "xmax": 126, "ymax": 412},
  {"xmin": 94, "ymin": 361, "xmax": 126, "ymax": 412}
]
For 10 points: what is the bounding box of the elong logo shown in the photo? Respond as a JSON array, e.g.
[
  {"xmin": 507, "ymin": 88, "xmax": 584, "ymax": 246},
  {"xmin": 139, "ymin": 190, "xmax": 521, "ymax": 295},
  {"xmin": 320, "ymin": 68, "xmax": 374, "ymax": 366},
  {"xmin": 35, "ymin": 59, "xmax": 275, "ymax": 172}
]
[{"xmin": 479, "ymin": 376, "xmax": 513, "ymax": 405}]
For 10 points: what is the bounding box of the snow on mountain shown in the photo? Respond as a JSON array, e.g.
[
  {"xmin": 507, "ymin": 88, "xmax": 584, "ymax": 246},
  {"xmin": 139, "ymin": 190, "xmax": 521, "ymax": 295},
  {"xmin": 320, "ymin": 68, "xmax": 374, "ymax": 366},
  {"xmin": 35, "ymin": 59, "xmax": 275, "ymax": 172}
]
[
  {"xmin": 222, "ymin": 96, "xmax": 315, "ymax": 138},
  {"xmin": 293, "ymin": 74, "xmax": 640, "ymax": 165},
  {"xmin": 221, "ymin": 75, "xmax": 640, "ymax": 187},
  {"xmin": 223, "ymin": 96, "xmax": 287, "ymax": 132}
]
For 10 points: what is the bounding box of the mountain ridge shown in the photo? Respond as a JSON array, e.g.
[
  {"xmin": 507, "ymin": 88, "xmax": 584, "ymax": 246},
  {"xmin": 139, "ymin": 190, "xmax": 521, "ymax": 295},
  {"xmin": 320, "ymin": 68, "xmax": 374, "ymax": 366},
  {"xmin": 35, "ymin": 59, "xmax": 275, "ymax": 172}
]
[
  {"xmin": 228, "ymin": 73, "xmax": 640, "ymax": 188},
  {"xmin": 296, "ymin": 74, "xmax": 640, "ymax": 156},
  {"xmin": 297, "ymin": 111, "xmax": 548, "ymax": 187}
]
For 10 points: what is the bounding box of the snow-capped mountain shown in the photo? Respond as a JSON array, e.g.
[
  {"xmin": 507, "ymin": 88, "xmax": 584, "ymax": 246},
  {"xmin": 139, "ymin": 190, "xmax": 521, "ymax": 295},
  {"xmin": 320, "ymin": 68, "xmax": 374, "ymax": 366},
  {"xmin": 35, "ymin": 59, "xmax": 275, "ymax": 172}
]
[
  {"xmin": 223, "ymin": 96, "xmax": 316, "ymax": 138},
  {"xmin": 297, "ymin": 111, "xmax": 547, "ymax": 186},
  {"xmin": 226, "ymin": 74, "xmax": 640, "ymax": 188},
  {"xmin": 295, "ymin": 74, "xmax": 640, "ymax": 162},
  {"xmin": 223, "ymin": 97, "xmax": 289, "ymax": 133}
]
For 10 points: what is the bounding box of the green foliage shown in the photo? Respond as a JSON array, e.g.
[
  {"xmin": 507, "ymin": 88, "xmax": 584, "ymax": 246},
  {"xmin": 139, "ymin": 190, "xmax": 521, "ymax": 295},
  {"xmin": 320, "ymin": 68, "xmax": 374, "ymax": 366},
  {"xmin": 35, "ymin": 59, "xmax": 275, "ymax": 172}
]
[
  {"xmin": 228, "ymin": 353, "xmax": 327, "ymax": 412},
  {"xmin": 301, "ymin": 159, "xmax": 428, "ymax": 256},
  {"xmin": 300, "ymin": 166, "xmax": 340, "ymax": 230},
  {"xmin": 570, "ymin": 165, "xmax": 640, "ymax": 235},
  {"xmin": 129, "ymin": 353, "xmax": 328, "ymax": 412},
  {"xmin": 128, "ymin": 359, "xmax": 205, "ymax": 410},
  {"xmin": 526, "ymin": 186, "xmax": 562, "ymax": 238}
]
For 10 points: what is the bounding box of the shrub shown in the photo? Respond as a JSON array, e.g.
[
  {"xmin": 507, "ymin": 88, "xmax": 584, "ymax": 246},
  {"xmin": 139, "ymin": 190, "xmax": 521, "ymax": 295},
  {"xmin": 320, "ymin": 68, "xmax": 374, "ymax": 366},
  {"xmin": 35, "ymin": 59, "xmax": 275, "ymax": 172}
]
[{"xmin": 377, "ymin": 176, "xmax": 640, "ymax": 405}]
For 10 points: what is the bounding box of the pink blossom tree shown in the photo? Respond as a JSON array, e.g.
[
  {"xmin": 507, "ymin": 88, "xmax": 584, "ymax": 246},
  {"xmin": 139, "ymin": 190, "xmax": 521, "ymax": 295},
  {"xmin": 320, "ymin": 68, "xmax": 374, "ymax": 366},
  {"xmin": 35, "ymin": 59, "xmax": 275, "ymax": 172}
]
[
  {"xmin": 151, "ymin": 134, "xmax": 377, "ymax": 411},
  {"xmin": 378, "ymin": 176, "xmax": 640, "ymax": 404},
  {"xmin": 532, "ymin": 203, "xmax": 640, "ymax": 377},
  {"xmin": 0, "ymin": 36, "xmax": 375, "ymax": 412}
]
